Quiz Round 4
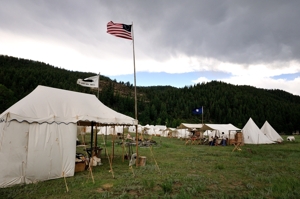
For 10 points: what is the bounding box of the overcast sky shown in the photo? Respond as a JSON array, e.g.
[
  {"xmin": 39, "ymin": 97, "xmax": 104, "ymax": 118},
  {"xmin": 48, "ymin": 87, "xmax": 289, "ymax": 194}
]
[{"xmin": 1, "ymin": 0, "xmax": 300, "ymax": 96}]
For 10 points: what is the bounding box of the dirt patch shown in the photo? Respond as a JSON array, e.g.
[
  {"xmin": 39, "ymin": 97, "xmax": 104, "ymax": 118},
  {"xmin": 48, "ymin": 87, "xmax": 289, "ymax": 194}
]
[
  {"xmin": 100, "ymin": 183, "xmax": 113, "ymax": 191},
  {"xmin": 96, "ymin": 188, "xmax": 105, "ymax": 193}
]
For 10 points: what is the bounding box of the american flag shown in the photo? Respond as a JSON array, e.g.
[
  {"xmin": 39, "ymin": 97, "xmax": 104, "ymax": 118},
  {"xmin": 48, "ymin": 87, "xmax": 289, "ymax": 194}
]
[{"xmin": 107, "ymin": 21, "xmax": 132, "ymax": 40}]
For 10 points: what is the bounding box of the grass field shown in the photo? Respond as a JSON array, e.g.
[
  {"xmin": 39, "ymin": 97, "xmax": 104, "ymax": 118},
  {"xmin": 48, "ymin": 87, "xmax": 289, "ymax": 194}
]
[{"xmin": 1, "ymin": 134, "xmax": 300, "ymax": 199}]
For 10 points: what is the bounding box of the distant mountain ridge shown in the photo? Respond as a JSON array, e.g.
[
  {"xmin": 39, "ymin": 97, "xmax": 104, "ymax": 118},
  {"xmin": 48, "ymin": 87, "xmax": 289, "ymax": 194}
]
[{"xmin": 1, "ymin": 55, "xmax": 299, "ymax": 134}]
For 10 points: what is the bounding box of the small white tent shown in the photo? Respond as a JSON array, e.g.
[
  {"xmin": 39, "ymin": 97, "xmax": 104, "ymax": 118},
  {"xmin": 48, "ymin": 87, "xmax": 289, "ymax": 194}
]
[
  {"xmin": 0, "ymin": 86, "xmax": 134, "ymax": 188},
  {"xmin": 162, "ymin": 128, "xmax": 176, "ymax": 137},
  {"xmin": 242, "ymin": 118, "xmax": 274, "ymax": 144},
  {"xmin": 128, "ymin": 125, "xmax": 143, "ymax": 133},
  {"xmin": 143, "ymin": 125, "xmax": 155, "ymax": 135},
  {"xmin": 153, "ymin": 125, "xmax": 167, "ymax": 136},
  {"xmin": 175, "ymin": 129, "xmax": 192, "ymax": 138},
  {"xmin": 260, "ymin": 121, "xmax": 283, "ymax": 142},
  {"xmin": 144, "ymin": 125, "xmax": 167, "ymax": 136},
  {"xmin": 97, "ymin": 126, "xmax": 124, "ymax": 135}
]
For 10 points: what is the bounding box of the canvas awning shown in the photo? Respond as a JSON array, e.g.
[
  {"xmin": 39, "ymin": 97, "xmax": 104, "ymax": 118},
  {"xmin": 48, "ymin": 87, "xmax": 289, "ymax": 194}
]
[
  {"xmin": 177, "ymin": 123, "xmax": 203, "ymax": 130},
  {"xmin": 201, "ymin": 124, "xmax": 241, "ymax": 133}
]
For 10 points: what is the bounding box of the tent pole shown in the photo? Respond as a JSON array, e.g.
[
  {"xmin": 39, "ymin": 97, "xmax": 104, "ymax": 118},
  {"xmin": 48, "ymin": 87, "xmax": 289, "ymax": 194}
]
[
  {"xmin": 91, "ymin": 122, "xmax": 94, "ymax": 156},
  {"xmin": 122, "ymin": 125, "xmax": 125, "ymax": 162},
  {"xmin": 105, "ymin": 126, "xmax": 107, "ymax": 156},
  {"xmin": 95, "ymin": 125, "xmax": 98, "ymax": 157},
  {"xmin": 112, "ymin": 126, "xmax": 115, "ymax": 161},
  {"xmin": 97, "ymin": 73, "xmax": 100, "ymax": 99}
]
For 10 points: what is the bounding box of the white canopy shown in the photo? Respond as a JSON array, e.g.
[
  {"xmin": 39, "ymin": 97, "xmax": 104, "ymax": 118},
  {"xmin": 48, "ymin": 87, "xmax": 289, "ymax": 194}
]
[
  {"xmin": 0, "ymin": 85, "xmax": 135, "ymax": 125},
  {"xmin": 242, "ymin": 118, "xmax": 274, "ymax": 144},
  {"xmin": 0, "ymin": 85, "xmax": 134, "ymax": 188},
  {"xmin": 261, "ymin": 121, "xmax": 283, "ymax": 142}
]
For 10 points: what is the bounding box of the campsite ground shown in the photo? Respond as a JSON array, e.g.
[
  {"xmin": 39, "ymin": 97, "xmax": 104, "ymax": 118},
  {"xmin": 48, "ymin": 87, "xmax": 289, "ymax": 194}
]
[{"xmin": 1, "ymin": 134, "xmax": 300, "ymax": 199}]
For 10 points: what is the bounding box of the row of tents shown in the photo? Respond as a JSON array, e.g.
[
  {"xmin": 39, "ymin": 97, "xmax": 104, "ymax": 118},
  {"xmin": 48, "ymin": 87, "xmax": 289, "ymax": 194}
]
[
  {"xmin": 96, "ymin": 118, "xmax": 282, "ymax": 144},
  {"xmin": 0, "ymin": 85, "xmax": 283, "ymax": 188}
]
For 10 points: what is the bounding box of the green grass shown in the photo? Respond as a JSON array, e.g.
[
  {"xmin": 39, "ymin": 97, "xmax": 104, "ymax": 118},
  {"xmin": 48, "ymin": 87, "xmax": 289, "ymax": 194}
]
[{"xmin": 1, "ymin": 135, "xmax": 300, "ymax": 199}]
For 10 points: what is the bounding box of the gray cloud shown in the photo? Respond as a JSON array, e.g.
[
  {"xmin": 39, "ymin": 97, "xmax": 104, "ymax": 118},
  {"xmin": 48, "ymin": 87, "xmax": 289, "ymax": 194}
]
[{"xmin": 1, "ymin": 0, "xmax": 300, "ymax": 66}]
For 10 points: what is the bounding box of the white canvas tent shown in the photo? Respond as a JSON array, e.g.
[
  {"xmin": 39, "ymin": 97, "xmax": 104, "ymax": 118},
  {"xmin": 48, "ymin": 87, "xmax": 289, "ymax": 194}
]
[
  {"xmin": 260, "ymin": 121, "xmax": 283, "ymax": 142},
  {"xmin": 177, "ymin": 123, "xmax": 204, "ymax": 138},
  {"xmin": 97, "ymin": 126, "xmax": 124, "ymax": 135},
  {"xmin": 143, "ymin": 125, "xmax": 155, "ymax": 135},
  {"xmin": 175, "ymin": 129, "xmax": 192, "ymax": 138},
  {"xmin": 201, "ymin": 124, "xmax": 241, "ymax": 139},
  {"xmin": 143, "ymin": 125, "xmax": 166, "ymax": 136},
  {"xmin": 128, "ymin": 125, "xmax": 143, "ymax": 133},
  {"xmin": 162, "ymin": 128, "xmax": 176, "ymax": 137},
  {"xmin": 0, "ymin": 85, "xmax": 134, "ymax": 188},
  {"xmin": 242, "ymin": 118, "xmax": 274, "ymax": 144},
  {"xmin": 153, "ymin": 125, "xmax": 167, "ymax": 136}
]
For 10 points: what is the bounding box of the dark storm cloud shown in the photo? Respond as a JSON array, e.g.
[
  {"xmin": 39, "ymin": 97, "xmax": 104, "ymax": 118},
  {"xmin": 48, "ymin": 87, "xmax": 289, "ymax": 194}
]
[
  {"xmin": 136, "ymin": 1, "xmax": 300, "ymax": 63},
  {"xmin": 118, "ymin": 0, "xmax": 300, "ymax": 65},
  {"xmin": 1, "ymin": 0, "xmax": 300, "ymax": 66}
]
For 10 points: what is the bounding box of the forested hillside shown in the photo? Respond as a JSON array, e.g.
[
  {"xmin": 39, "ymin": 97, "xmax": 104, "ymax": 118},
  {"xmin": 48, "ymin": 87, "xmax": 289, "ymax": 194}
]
[{"xmin": 1, "ymin": 55, "xmax": 299, "ymax": 134}]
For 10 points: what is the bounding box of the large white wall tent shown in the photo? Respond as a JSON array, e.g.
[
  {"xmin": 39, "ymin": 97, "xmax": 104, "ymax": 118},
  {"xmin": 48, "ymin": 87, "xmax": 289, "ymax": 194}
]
[
  {"xmin": 260, "ymin": 121, "xmax": 283, "ymax": 142},
  {"xmin": 242, "ymin": 118, "xmax": 274, "ymax": 144},
  {"xmin": 0, "ymin": 86, "xmax": 134, "ymax": 188}
]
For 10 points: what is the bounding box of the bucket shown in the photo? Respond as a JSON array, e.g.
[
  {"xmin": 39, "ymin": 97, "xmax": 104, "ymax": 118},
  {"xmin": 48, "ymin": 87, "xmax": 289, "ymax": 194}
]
[{"xmin": 138, "ymin": 156, "xmax": 147, "ymax": 166}]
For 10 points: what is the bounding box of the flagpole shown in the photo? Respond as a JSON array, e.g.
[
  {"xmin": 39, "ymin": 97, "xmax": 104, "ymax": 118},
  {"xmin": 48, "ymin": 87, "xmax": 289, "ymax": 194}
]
[
  {"xmin": 97, "ymin": 73, "xmax": 100, "ymax": 99},
  {"xmin": 132, "ymin": 22, "xmax": 139, "ymax": 166},
  {"xmin": 202, "ymin": 106, "xmax": 204, "ymax": 125}
]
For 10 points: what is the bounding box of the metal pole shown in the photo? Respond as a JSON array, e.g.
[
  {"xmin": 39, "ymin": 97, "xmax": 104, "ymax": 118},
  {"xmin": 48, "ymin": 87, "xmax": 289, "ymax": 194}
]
[
  {"xmin": 97, "ymin": 73, "xmax": 100, "ymax": 99},
  {"xmin": 132, "ymin": 22, "xmax": 139, "ymax": 166},
  {"xmin": 202, "ymin": 106, "xmax": 204, "ymax": 125}
]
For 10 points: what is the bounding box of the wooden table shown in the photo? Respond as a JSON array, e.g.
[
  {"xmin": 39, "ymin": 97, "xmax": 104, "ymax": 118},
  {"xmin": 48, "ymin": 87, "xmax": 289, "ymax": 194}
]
[{"xmin": 84, "ymin": 147, "xmax": 102, "ymax": 158}]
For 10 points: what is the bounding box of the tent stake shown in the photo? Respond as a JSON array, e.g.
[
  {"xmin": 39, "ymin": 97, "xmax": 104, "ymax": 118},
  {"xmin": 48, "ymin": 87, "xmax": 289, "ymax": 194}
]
[{"xmin": 63, "ymin": 172, "xmax": 69, "ymax": 192}]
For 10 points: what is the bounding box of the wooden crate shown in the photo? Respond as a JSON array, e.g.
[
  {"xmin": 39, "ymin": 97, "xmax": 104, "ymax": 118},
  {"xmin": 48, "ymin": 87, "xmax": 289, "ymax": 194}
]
[{"xmin": 75, "ymin": 161, "xmax": 86, "ymax": 172}]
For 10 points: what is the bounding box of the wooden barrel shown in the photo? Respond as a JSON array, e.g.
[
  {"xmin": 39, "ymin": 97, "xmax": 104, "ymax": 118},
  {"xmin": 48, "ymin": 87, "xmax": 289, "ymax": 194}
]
[{"xmin": 236, "ymin": 132, "xmax": 243, "ymax": 142}]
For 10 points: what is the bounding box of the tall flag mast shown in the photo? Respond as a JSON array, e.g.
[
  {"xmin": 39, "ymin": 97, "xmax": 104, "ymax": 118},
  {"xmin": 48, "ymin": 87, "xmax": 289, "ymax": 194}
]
[{"xmin": 107, "ymin": 21, "xmax": 139, "ymax": 165}]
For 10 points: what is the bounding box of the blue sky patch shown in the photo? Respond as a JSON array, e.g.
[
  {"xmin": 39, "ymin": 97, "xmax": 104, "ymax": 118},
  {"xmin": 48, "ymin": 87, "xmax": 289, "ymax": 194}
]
[
  {"xmin": 272, "ymin": 72, "xmax": 300, "ymax": 80},
  {"xmin": 108, "ymin": 71, "xmax": 232, "ymax": 88}
]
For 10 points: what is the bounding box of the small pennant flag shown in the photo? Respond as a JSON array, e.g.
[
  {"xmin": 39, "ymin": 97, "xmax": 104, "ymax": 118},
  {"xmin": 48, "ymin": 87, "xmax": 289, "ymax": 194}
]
[{"xmin": 77, "ymin": 75, "xmax": 99, "ymax": 88}]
